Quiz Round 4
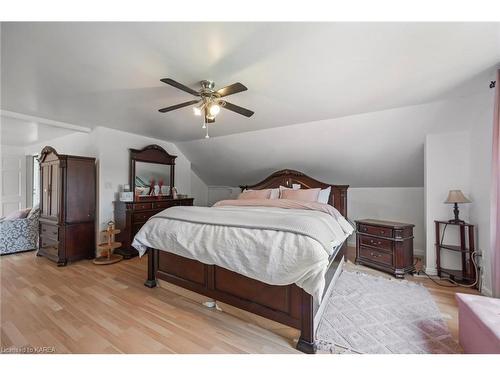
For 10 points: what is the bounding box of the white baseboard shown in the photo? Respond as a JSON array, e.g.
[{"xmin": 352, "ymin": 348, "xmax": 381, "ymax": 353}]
[
  {"xmin": 413, "ymin": 248, "xmax": 425, "ymax": 257},
  {"xmin": 423, "ymin": 266, "xmax": 438, "ymax": 276}
]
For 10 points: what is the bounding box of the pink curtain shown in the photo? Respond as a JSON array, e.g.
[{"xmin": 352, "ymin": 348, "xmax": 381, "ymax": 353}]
[{"xmin": 491, "ymin": 69, "xmax": 500, "ymax": 298}]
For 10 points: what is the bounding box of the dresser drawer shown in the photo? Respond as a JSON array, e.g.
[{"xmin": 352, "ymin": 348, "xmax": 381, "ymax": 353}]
[
  {"xmin": 358, "ymin": 224, "xmax": 393, "ymax": 238},
  {"xmin": 359, "ymin": 246, "xmax": 393, "ymax": 266},
  {"xmin": 132, "ymin": 202, "xmax": 153, "ymax": 210},
  {"xmin": 152, "ymin": 201, "xmax": 174, "ymax": 209},
  {"xmin": 359, "ymin": 235, "xmax": 392, "ymax": 252},
  {"xmin": 132, "ymin": 211, "xmax": 156, "ymax": 223},
  {"xmin": 40, "ymin": 223, "xmax": 58, "ymax": 240}
]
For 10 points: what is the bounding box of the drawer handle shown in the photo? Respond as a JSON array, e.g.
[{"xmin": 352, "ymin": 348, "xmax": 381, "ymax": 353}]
[
  {"xmin": 380, "ymin": 230, "xmax": 385, "ymax": 234},
  {"xmin": 369, "ymin": 239, "xmax": 382, "ymax": 246},
  {"xmin": 370, "ymin": 252, "xmax": 381, "ymax": 258}
]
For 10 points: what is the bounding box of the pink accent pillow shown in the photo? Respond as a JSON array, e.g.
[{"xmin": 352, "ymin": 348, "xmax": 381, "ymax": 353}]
[
  {"xmin": 281, "ymin": 188, "xmax": 321, "ymax": 202},
  {"xmin": 4, "ymin": 208, "xmax": 31, "ymax": 220},
  {"xmin": 238, "ymin": 189, "xmax": 272, "ymax": 200}
]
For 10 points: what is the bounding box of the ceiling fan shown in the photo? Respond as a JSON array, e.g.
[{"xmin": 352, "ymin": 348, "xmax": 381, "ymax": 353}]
[{"xmin": 158, "ymin": 78, "xmax": 254, "ymax": 138}]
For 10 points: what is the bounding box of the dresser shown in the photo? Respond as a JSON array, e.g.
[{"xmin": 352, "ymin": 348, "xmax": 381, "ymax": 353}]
[
  {"xmin": 37, "ymin": 146, "xmax": 96, "ymax": 266},
  {"xmin": 355, "ymin": 219, "xmax": 415, "ymax": 278},
  {"xmin": 114, "ymin": 198, "xmax": 194, "ymax": 258}
]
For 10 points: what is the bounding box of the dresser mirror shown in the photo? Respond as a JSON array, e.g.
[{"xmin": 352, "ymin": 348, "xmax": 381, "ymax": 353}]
[{"xmin": 130, "ymin": 145, "xmax": 176, "ymax": 200}]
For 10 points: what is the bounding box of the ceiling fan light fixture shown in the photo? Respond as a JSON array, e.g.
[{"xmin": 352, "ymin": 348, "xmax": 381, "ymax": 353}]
[
  {"xmin": 193, "ymin": 106, "xmax": 202, "ymax": 116},
  {"xmin": 208, "ymin": 103, "xmax": 220, "ymax": 116}
]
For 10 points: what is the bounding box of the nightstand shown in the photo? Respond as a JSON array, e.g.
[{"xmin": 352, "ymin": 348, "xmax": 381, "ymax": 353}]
[{"xmin": 355, "ymin": 219, "xmax": 415, "ymax": 278}]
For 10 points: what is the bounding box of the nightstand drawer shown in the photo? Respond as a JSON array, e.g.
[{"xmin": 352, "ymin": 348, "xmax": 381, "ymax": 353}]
[
  {"xmin": 359, "ymin": 235, "xmax": 392, "ymax": 252},
  {"xmin": 358, "ymin": 224, "xmax": 393, "ymax": 238},
  {"xmin": 359, "ymin": 246, "xmax": 393, "ymax": 266}
]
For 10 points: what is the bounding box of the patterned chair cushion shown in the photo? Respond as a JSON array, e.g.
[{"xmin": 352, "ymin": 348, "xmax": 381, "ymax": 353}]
[{"xmin": 0, "ymin": 209, "xmax": 40, "ymax": 255}]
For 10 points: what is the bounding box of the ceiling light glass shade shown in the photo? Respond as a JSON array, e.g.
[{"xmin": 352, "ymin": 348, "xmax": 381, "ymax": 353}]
[
  {"xmin": 193, "ymin": 106, "xmax": 202, "ymax": 116},
  {"xmin": 209, "ymin": 103, "xmax": 220, "ymax": 116}
]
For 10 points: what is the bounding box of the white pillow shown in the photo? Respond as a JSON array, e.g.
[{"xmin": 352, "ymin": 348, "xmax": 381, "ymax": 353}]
[{"xmin": 317, "ymin": 186, "xmax": 331, "ymax": 204}]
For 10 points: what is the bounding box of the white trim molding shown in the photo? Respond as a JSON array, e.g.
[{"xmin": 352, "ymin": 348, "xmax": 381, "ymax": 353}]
[{"xmin": 0, "ymin": 110, "xmax": 92, "ymax": 133}]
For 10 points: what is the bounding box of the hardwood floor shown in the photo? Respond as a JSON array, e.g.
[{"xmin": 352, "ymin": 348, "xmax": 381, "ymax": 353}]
[{"xmin": 0, "ymin": 247, "xmax": 479, "ymax": 354}]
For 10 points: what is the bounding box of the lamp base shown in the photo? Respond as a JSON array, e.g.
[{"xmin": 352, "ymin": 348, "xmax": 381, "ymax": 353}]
[{"xmin": 448, "ymin": 203, "xmax": 464, "ymax": 224}]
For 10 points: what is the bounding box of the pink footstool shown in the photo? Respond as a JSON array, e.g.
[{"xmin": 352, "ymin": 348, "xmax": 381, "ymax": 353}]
[{"xmin": 456, "ymin": 293, "xmax": 500, "ymax": 354}]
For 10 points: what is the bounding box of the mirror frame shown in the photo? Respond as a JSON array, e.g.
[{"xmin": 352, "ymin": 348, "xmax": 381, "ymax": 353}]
[{"xmin": 130, "ymin": 144, "xmax": 176, "ymax": 199}]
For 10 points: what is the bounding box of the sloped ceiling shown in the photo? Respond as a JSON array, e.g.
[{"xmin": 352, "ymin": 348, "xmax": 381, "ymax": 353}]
[{"xmin": 1, "ymin": 22, "xmax": 500, "ymax": 186}]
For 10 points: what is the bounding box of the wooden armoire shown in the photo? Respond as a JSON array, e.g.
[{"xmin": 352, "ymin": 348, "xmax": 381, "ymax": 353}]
[{"xmin": 37, "ymin": 146, "xmax": 96, "ymax": 266}]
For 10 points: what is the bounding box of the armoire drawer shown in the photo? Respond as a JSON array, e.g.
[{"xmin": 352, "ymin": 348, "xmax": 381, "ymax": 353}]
[
  {"xmin": 40, "ymin": 236, "xmax": 59, "ymax": 258},
  {"xmin": 40, "ymin": 223, "xmax": 59, "ymax": 240}
]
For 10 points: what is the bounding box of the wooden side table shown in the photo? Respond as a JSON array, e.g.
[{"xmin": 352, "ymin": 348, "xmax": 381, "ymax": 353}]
[{"xmin": 435, "ymin": 220, "xmax": 476, "ymax": 285}]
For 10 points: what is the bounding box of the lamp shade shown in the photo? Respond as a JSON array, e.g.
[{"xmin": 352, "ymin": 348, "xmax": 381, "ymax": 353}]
[{"xmin": 444, "ymin": 190, "xmax": 471, "ymax": 204}]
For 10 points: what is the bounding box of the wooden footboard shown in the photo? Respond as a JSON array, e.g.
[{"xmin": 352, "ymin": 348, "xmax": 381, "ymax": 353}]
[{"xmin": 144, "ymin": 244, "xmax": 345, "ymax": 354}]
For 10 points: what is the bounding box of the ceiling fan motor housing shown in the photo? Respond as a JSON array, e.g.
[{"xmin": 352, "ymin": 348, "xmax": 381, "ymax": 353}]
[{"xmin": 200, "ymin": 80, "xmax": 215, "ymax": 90}]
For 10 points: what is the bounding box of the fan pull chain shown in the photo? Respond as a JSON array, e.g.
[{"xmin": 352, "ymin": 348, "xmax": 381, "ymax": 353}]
[{"xmin": 205, "ymin": 123, "xmax": 210, "ymax": 139}]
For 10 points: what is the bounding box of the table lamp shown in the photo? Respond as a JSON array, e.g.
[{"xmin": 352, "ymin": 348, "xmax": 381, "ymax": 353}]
[{"xmin": 444, "ymin": 190, "xmax": 471, "ymax": 224}]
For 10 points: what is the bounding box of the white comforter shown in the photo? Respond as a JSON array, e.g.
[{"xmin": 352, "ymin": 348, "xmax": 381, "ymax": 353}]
[{"xmin": 132, "ymin": 203, "xmax": 353, "ymax": 302}]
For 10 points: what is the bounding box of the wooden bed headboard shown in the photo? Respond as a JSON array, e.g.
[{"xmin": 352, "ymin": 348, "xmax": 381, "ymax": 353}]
[{"xmin": 240, "ymin": 169, "xmax": 349, "ymax": 218}]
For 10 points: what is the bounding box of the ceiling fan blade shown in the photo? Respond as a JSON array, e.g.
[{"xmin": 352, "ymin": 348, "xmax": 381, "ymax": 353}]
[
  {"xmin": 158, "ymin": 100, "xmax": 200, "ymax": 113},
  {"xmin": 216, "ymin": 82, "xmax": 248, "ymax": 97},
  {"xmin": 222, "ymin": 101, "xmax": 254, "ymax": 117},
  {"xmin": 160, "ymin": 78, "xmax": 200, "ymax": 96}
]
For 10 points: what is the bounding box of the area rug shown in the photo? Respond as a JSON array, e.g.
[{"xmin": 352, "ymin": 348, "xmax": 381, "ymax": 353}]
[{"xmin": 316, "ymin": 270, "xmax": 463, "ymax": 354}]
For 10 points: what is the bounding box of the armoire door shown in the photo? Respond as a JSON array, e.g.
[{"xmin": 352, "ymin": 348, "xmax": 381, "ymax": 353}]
[
  {"xmin": 49, "ymin": 163, "xmax": 59, "ymax": 219},
  {"xmin": 41, "ymin": 164, "xmax": 51, "ymax": 217}
]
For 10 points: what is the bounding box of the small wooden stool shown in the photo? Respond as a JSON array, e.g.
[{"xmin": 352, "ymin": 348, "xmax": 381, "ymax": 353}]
[{"xmin": 93, "ymin": 222, "xmax": 123, "ymax": 265}]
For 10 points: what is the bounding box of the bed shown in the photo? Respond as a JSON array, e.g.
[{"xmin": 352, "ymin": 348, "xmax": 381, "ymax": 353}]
[{"xmin": 133, "ymin": 169, "xmax": 351, "ymax": 353}]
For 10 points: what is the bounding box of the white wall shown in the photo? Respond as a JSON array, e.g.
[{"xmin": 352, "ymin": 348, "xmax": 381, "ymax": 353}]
[
  {"xmin": 190, "ymin": 170, "xmax": 209, "ymax": 207},
  {"xmin": 207, "ymin": 186, "xmax": 241, "ymax": 206},
  {"xmin": 424, "ymin": 131, "xmax": 472, "ymax": 274},
  {"xmin": 347, "ymin": 188, "xmax": 425, "ymax": 254}
]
